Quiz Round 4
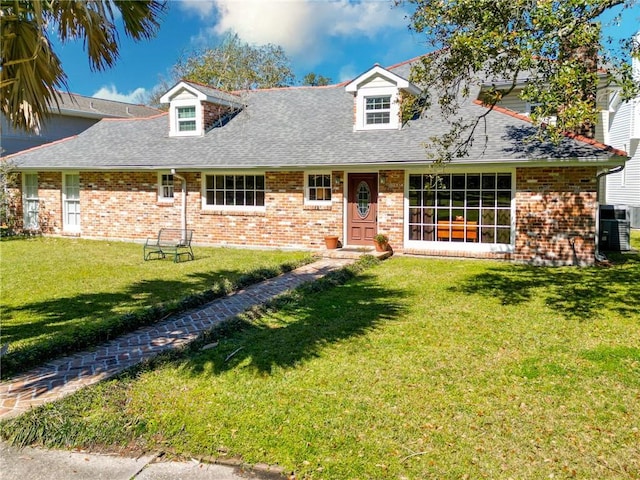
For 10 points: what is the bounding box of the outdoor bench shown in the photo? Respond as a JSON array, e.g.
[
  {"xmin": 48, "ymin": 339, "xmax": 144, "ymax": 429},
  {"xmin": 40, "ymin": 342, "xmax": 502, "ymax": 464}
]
[
  {"xmin": 144, "ymin": 228, "xmax": 194, "ymax": 262},
  {"xmin": 437, "ymin": 220, "xmax": 478, "ymax": 242}
]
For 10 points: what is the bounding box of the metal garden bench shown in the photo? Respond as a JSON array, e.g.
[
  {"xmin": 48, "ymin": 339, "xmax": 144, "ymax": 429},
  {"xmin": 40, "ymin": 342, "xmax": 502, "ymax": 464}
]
[{"xmin": 144, "ymin": 228, "xmax": 194, "ymax": 262}]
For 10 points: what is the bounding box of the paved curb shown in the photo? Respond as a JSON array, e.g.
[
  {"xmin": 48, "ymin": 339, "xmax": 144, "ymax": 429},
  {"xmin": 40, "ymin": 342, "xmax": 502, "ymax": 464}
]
[{"xmin": 0, "ymin": 258, "xmax": 355, "ymax": 419}]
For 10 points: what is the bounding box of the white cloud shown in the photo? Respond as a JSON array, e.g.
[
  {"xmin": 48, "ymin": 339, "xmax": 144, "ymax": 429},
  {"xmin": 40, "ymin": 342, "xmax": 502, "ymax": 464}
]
[
  {"xmin": 178, "ymin": 0, "xmax": 409, "ymax": 62},
  {"xmin": 338, "ymin": 64, "xmax": 358, "ymax": 82},
  {"xmin": 92, "ymin": 85, "xmax": 147, "ymax": 103}
]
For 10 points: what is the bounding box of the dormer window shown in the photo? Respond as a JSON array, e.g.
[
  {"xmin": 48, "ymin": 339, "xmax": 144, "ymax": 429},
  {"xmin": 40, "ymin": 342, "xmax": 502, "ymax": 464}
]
[
  {"xmin": 345, "ymin": 64, "xmax": 421, "ymax": 132},
  {"xmin": 366, "ymin": 96, "xmax": 391, "ymax": 125},
  {"xmin": 177, "ymin": 106, "xmax": 196, "ymax": 132},
  {"xmin": 160, "ymin": 81, "xmax": 244, "ymax": 138}
]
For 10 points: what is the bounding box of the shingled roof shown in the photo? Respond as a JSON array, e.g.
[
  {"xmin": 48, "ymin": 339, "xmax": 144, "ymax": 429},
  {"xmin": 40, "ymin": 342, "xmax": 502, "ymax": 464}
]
[
  {"xmin": 10, "ymin": 61, "xmax": 626, "ymax": 170},
  {"xmin": 48, "ymin": 92, "xmax": 161, "ymax": 119}
]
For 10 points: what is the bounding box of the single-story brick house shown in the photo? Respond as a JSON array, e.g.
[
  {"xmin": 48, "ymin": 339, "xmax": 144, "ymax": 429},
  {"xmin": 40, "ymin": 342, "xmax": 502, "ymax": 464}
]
[{"xmin": 4, "ymin": 59, "xmax": 628, "ymax": 265}]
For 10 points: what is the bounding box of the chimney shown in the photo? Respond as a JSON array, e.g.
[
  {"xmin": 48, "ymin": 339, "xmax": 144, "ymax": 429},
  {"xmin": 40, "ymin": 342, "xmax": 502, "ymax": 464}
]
[{"xmin": 559, "ymin": 22, "xmax": 600, "ymax": 138}]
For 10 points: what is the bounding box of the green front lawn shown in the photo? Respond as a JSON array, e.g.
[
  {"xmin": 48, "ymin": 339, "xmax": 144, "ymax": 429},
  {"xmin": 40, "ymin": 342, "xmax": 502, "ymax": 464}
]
[
  {"xmin": 0, "ymin": 237, "xmax": 312, "ymax": 377},
  {"xmin": 3, "ymin": 238, "xmax": 639, "ymax": 479}
]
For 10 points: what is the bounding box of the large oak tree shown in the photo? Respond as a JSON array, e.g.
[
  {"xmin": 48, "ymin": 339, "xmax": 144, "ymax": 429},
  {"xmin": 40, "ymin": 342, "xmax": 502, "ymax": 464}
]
[{"xmin": 400, "ymin": 0, "xmax": 639, "ymax": 160}]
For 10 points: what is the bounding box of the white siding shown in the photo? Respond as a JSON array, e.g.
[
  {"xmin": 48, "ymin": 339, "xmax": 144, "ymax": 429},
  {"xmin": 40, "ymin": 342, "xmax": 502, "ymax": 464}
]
[
  {"xmin": 496, "ymin": 90, "xmax": 528, "ymax": 113},
  {"xmin": 605, "ymin": 99, "xmax": 640, "ymax": 227}
]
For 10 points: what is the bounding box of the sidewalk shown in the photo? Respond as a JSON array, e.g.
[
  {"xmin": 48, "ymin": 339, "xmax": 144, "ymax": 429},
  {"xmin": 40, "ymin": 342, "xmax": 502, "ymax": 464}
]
[
  {"xmin": 0, "ymin": 258, "xmax": 354, "ymax": 419},
  {"xmin": 0, "ymin": 441, "xmax": 275, "ymax": 479},
  {"xmin": 0, "ymin": 257, "xmax": 362, "ymax": 479}
]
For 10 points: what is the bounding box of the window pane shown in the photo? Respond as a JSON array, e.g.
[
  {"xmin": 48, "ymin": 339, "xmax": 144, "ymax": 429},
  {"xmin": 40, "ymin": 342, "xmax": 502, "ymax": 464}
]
[
  {"xmin": 409, "ymin": 190, "xmax": 419, "ymax": 206},
  {"xmin": 497, "ymin": 191, "xmax": 511, "ymax": 207},
  {"xmin": 468, "ymin": 191, "xmax": 480, "ymax": 207},
  {"xmin": 482, "ymin": 174, "xmax": 496, "ymax": 189},
  {"xmin": 215, "ymin": 175, "xmax": 224, "ymax": 189},
  {"xmin": 256, "ymin": 176, "xmax": 265, "ymax": 189},
  {"xmin": 366, "ymin": 112, "xmax": 390, "ymax": 124},
  {"xmin": 256, "ymin": 191, "xmax": 265, "ymax": 206},
  {"xmin": 178, "ymin": 120, "xmax": 196, "ymax": 132},
  {"xmin": 467, "ymin": 174, "xmax": 480, "ymax": 189},
  {"xmin": 481, "ymin": 209, "xmax": 496, "ymax": 225},
  {"xmin": 452, "ymin": 175, "xmax": 465, "ymax": 189},
  {"xmin": 482, "ymin": 191, "xmax": 496, "ymax": 207},
  {"xmin": 177, "ymin": 106, "xmax": 195, "ymax": 118},
  {"xmin": 409, "ymin": 174, "xmax": 422, "ymax": 190},
  {"xmin": 496, "ymin": 228, "xmax": 511, "ymax": 244},
  {"xmin": 437, "ymin": 191, "xmax": 450, "ymax": 207},
  {"xmin": 497, "ymin": 209, "xmax": 511, "ymax": 226},
  {"xmin": 497, "ymin": 174, "xmax": 512, "ymax": 189},
  {"xmin": 452, "ymin": 191, "xmax": 464, "ymax": 207}
]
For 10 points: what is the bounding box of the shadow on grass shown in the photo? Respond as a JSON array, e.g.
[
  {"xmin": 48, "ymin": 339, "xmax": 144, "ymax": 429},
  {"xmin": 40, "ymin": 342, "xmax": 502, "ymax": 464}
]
[
  {"xmin": 181, "ymin": 271, "xmax": 408, "ymax": 377},
  {"xmin": 1, "ymin": 263, "xmax": 304, "ymax": 378},
  {"xmin": 451, "ymin": 252, "xmax": 640, "ymax": 321}
]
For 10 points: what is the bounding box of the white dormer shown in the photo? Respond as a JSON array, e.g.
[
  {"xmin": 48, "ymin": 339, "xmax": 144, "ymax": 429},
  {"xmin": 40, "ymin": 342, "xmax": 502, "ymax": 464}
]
[
  {"xmin": 345, "ymin": 64, "xmax": 421, "ymax": 131},
  {"xmin": 160, "ymin": 81, "xmax": 244, "ymax": 137}
]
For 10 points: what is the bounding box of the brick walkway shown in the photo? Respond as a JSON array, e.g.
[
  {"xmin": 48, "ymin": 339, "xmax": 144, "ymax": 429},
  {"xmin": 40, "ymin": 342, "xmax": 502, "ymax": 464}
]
[{"xmin": 0, "ymin": 258, "xmax": 355, "ymax": 419}]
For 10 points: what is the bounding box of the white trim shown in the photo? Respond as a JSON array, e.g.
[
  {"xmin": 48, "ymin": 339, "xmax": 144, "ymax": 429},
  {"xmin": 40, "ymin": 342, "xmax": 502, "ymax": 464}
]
[
  {"xmin": 62, "ymin": 172, "xmax": 81, "ymax": 233},
  {"xmin": 200, "ymin": 171, "xmax": 267, "ymax": 212},
  {"xmin": 304, "ymin": 171, "xmax": 333, "ymax": 206},
  {"xmin": 169, "ymin": 100, "xmax": 203, "ymax": 137},
  {"xmin": 22, "ymin": 172, "xmax": 39, "ymax": 230},
  {"xmin": 354, "ymin": 87, "xmax": 401, "ymax": 131},
  {"xmin": 157, "ymin": 171, "xmax": 175, "ymax": 203},
  {"xmin": 403, "ymin": 169, "xmax": 516, "ymax": 252},
  {"xmin": 345, "ymin": 64, "xmax": 420, "ymax": 95}
]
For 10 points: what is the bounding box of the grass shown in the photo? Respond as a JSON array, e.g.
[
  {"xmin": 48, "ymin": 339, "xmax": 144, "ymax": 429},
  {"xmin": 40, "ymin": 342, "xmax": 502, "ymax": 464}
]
[
  {"xmin": 2, "ymin": 233, "xmax": 639, "ymax": 479},
  {"xmin": 0, "ymin": 237, "xmax": 312, "ymax": 377}
]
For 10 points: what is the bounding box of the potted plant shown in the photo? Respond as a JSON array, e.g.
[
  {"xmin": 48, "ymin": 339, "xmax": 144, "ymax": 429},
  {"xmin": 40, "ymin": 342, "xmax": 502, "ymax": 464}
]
[
  {"xmin": 373, "ymin": 233, "xmax": 389, "ymax": 252},
  {"xmin": 324, "ymin": 235, "xmax": 339, "ymax": 249}
]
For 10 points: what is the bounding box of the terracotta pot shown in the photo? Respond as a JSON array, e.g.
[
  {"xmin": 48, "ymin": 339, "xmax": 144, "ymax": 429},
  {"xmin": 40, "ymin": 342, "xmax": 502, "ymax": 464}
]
[
  {"xmin": 324, "ymin": 235, "xmax": 339, "ymax": 249},
  {"xmin": 374, "ymin": 240, "xmax": 388, "ymax": 252}
]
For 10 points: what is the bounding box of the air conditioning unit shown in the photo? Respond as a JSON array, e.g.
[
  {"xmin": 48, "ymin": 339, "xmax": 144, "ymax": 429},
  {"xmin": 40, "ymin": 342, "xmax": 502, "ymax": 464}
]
[{"xmin": 599, "ymin": 205, "xmax": 631, "ymax": 251}]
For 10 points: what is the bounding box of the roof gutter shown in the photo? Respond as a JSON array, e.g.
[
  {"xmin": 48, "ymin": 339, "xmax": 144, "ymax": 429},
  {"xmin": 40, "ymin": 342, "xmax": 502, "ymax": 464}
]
[
  {"xmin": 171, "ymin": 169, "xmax": 188, "ymax": 234},
  {"xmin": 594, "ymin": 164, "xmax": 625, "ymax": 262}
]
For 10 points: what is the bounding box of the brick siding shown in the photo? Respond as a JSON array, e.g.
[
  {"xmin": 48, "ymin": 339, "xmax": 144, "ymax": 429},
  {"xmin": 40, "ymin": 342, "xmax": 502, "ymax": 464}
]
[
  {"xmin": 514, "ymin": 166, "xmax": 597, "ymax": 265},
  {"xmin": 8, "ymin": 167, "xmax": 599, "ymax": 264}
]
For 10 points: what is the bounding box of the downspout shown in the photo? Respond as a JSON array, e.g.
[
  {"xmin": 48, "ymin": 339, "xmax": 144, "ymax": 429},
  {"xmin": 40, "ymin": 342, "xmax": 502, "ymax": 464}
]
[
  {"xmin": 595, "ymin": 164, "xmax": 624, "ymax": 262},
  {"xmin": 171, "ymin": 169, "xmax": 187, "ymax": 233}
]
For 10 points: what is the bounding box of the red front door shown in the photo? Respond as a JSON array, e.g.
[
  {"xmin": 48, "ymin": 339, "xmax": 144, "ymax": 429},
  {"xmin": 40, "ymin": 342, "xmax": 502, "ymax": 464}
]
[{"xmin": 347, "ymin": 173, "xmax": 378, "ymax": 245}]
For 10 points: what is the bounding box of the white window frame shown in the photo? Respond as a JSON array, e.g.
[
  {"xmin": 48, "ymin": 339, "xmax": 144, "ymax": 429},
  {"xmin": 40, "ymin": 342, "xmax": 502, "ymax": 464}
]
[
  {"xmin": 62, "ymin": 172, "xmax": 81, "ymax": 233},
  {"xmin": 404, "ymin": 168, "xmax": 516, "ymax": 254},
  {"xmin": 201, "ymin": 172, "xmax": 267, "ymax": 212},
  {"xmin": 22, "ymin": 173, "xmax": 39, "ymax": 230},
  {"xmin": 354, "ymin": 86, "xmax": 400, "ymax": 131},
  {"xmin": 168, "ymin": 99, "xmax": 202, "ymax": 137},
  {"xmin": 304, "ymin": 172, "xmax": 332, "ymax": 206},
  {"xmin": 158, "ymin": 172, "xmax": 174, "ymax": 202},
  {"xmin": 365, "ymin": 96, "xmax": 391, "ymax": 126}
]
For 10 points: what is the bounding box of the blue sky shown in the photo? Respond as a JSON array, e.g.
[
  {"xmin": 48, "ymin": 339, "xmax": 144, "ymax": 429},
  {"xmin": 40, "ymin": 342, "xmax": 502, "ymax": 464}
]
[{"xmin": 53, "ymin": 0, "xmax": 640, "ymax": 103}]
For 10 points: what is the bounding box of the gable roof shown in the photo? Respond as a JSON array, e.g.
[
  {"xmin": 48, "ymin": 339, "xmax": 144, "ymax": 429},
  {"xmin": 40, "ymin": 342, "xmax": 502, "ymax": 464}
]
[
  {"xmin": 9, "ymin": 61, "xmax": 626, "ymax": 171},
  {"xmin": 345, "ymin": 64, "xmax": 421, "ymax": 95},
  {"xmin": 160, "ymin": 80, "xmax": 244, "ymax": 109}
]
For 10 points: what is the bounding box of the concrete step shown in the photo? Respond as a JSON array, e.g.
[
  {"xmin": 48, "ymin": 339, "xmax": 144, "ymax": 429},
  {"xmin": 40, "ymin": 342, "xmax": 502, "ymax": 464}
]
[{"xmin": 322, "ymin": 246, "xmax": 392, "ymax": 260}]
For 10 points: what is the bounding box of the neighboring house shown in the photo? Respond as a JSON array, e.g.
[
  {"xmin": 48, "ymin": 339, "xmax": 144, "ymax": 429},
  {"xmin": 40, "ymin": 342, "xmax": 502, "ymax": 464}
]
[
  {"xmin": 4, "ymin": 60, "xmax": 628, "ymax": 265},
  {"xmin": 0, "ymin": 92, "xmax": 160, "ymax": 157},
  {"xmin": 600, "ymin": 36, "xmax": 640, "ymax": 228}
]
